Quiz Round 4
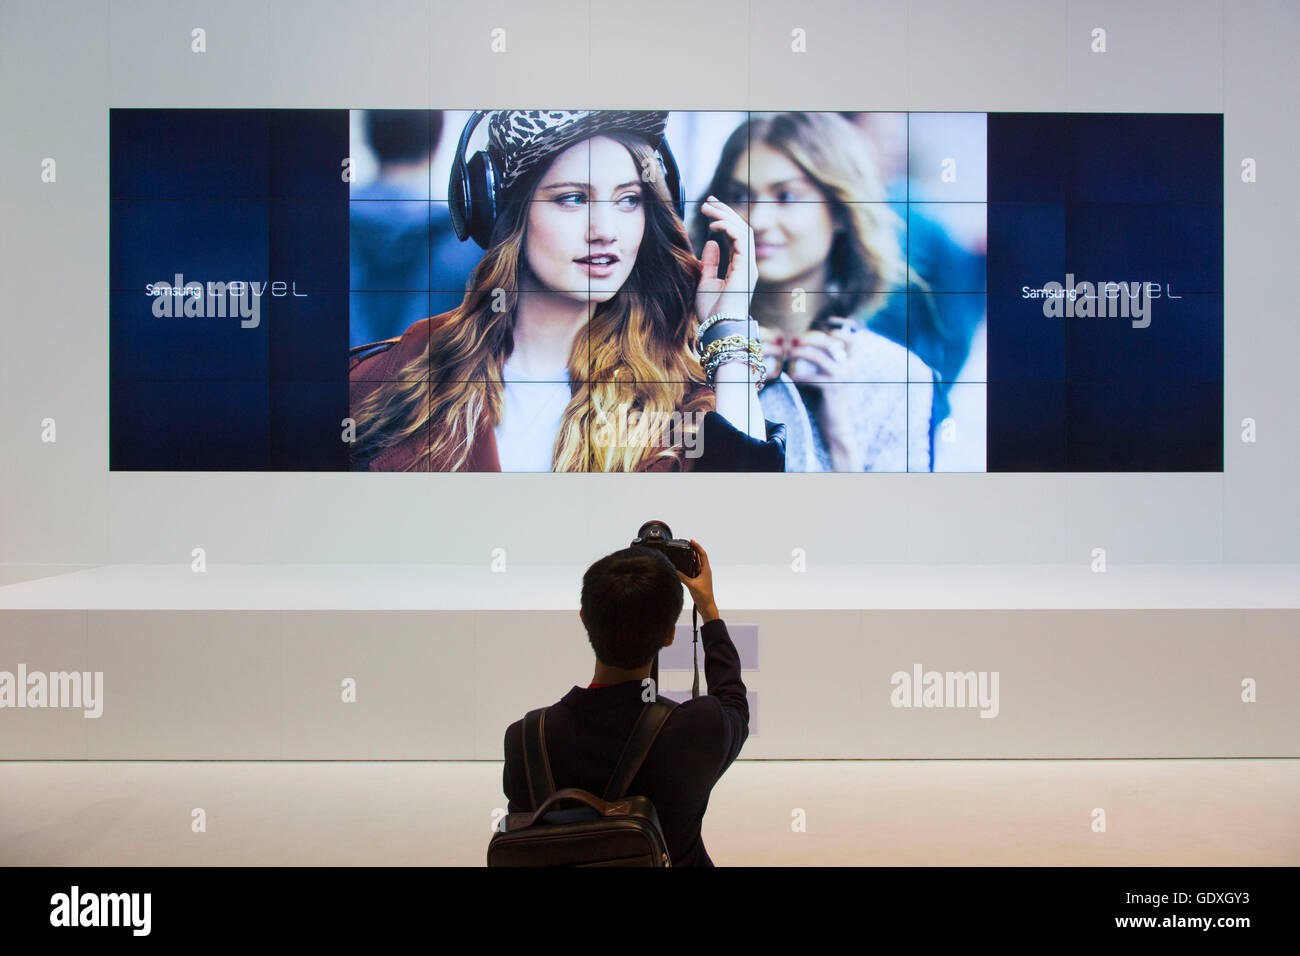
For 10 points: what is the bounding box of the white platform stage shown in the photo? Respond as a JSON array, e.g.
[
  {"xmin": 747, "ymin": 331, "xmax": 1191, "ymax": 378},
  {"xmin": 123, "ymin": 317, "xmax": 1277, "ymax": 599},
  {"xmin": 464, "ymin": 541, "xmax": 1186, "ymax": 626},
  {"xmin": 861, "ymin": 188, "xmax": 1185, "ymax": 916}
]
[{"xmin": 1, "ymin": 563, "xmax": 1296, "ymax": 760}]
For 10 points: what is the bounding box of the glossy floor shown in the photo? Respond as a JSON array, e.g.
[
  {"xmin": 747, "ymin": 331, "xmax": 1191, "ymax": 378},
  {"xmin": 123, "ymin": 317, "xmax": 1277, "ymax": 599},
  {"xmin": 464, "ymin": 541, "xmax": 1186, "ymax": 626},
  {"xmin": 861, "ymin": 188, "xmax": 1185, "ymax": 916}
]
[{"xmin": 1, "ymin": 758, "xmax": 1295, "ymax": 865}]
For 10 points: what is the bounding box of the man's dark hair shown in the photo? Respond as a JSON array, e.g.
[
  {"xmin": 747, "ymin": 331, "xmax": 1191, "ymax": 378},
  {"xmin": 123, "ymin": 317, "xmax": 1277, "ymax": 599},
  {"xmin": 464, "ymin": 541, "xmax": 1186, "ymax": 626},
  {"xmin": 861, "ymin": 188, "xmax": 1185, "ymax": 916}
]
[{"xmin": 580, "ymin": 547, "xmax": 684, "ymax": 669}]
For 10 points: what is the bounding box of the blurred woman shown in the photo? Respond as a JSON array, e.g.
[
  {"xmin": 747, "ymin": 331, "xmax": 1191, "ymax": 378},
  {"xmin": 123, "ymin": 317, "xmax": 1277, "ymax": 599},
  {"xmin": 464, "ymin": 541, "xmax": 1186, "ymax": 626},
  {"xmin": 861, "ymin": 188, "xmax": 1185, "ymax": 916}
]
[{"xmin": 691, "ymin": 112, "xmax": 942, "ymax": 471}]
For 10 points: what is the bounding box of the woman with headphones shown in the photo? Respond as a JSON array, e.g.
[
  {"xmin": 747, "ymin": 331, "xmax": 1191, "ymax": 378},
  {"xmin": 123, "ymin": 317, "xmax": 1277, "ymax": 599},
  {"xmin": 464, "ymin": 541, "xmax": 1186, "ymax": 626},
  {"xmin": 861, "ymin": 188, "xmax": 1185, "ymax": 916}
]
[
  {"xmin": 691, "ymin": 112, "xmax": 943, "ymax": 472},
  {"xmin": 348, "ymin": 110, "xmax": 787, "ymax": 472}
]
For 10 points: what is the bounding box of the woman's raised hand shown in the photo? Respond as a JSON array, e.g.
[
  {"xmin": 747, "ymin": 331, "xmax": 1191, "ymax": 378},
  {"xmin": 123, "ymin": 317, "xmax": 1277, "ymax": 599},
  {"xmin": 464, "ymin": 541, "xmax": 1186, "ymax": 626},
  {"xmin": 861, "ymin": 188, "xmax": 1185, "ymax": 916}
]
[
  {"xmin": 695, "ymin": 195, "xmax": 757, "ymax": 325},
  {"xmin": 784, "ymin": 321, "xmax": 865, "ymax": 385}
]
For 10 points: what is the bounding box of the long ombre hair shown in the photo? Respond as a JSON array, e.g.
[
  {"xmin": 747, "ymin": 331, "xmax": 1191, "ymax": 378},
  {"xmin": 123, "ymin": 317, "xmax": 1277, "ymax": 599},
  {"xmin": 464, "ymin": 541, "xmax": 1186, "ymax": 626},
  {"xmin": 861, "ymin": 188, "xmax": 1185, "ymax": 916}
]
[{"xmin": 351, "ymin": 131, "xmax": 715, "ymax": 472}]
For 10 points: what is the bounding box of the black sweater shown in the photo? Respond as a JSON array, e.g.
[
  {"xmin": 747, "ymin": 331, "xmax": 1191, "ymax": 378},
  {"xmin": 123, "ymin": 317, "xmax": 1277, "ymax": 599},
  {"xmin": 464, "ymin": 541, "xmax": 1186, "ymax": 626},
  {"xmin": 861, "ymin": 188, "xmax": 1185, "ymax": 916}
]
[{"xmin": 502, "ymin": 617, "xmax": 750, "ymax": 866}]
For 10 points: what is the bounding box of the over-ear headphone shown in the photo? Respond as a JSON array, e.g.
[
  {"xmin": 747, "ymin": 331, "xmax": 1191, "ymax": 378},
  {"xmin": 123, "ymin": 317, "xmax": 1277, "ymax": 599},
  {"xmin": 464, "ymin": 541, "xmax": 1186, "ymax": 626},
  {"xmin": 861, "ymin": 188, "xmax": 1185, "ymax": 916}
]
[{"xmin": 447, "ymin": 110, "xmax": 686, "ymax": 250}]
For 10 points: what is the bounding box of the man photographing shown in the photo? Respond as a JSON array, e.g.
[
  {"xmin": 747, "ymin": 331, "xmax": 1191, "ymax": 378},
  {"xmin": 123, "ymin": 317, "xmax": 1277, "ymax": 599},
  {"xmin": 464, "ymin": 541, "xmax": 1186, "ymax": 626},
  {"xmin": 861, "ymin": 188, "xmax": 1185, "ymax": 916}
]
[{"xmin": 501, "ymin": 538, "xmax": 750, "ymax": 866}]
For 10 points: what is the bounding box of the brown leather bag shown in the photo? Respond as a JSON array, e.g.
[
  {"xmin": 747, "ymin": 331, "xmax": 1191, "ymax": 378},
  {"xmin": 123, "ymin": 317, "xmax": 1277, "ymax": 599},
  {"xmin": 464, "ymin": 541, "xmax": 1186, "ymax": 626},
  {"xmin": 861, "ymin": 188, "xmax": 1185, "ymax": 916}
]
[{"xmin": 487, "ymin": 699, "xmax": 678, "ymax": 867}]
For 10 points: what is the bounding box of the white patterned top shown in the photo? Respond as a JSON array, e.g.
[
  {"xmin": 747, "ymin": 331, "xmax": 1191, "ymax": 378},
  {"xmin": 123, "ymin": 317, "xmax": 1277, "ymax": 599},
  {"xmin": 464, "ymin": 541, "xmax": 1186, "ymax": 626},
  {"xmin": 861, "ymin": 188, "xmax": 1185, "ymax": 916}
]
[{"xmin": 759, "ymin": 326, "xmax": 936, "ymax": 472}]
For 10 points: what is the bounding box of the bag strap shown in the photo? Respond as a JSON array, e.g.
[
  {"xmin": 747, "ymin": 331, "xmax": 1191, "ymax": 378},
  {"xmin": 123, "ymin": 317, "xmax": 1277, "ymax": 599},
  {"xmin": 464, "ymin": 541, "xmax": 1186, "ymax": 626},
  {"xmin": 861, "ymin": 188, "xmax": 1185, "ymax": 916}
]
[
  {"xmin": 520, "ymin": 698, "xmax": 679, "ymax": 810},
  {"xmin": 602, "ymin": 698, "xmax": 677, "ymax": 802},
  {"xmin": 521, "ymin": 707, "xmax": 555, "ymax": 811},
  {"xmin": 504, "ymin": 788, "xmax": 639, "ymax": 833}
]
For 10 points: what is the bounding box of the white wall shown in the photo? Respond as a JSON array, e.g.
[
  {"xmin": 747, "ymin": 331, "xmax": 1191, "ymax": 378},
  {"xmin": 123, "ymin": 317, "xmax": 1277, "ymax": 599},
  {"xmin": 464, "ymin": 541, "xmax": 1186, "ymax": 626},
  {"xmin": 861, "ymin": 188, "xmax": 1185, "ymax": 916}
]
[{"xmin": 1, "ymin": 0, "xmax": 1295, "ymax": 567}]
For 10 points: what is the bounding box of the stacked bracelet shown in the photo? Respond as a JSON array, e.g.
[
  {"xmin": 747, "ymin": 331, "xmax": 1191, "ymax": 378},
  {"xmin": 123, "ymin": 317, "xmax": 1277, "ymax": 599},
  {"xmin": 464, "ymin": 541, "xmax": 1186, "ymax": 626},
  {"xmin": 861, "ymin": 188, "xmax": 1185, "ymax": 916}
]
[
  {"xmin": 697, "ymin": 313, "xmax": 767, "ymax": 392},
  {"xmin": 698, "ymin": 312, "xmax": 750, "ymax": 340},
  {"xmin": 705, "ymin": 354, "xmax": 767, "ymax": 393},
  {"xmin": 701, "ymin": 334, "xmax": 762, "ymax": 363}
]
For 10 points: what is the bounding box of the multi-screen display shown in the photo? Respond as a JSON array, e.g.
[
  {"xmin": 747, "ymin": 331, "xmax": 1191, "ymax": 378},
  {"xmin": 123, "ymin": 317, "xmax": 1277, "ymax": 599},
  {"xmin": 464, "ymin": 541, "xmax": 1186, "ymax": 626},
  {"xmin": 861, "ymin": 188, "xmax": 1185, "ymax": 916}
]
[{"xmin": 109, "ymin": 109, "xmax": 1222, "ymax": 472}]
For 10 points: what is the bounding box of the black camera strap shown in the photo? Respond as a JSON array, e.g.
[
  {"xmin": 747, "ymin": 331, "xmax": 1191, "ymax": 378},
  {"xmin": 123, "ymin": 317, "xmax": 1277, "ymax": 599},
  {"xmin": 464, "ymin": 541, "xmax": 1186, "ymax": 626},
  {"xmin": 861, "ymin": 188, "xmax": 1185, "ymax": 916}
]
[
  {"xmin": 691, "ymin": 603, "xmax": 700, "ymax": 699},
  {"xmin": 649, "ymin": 602, "xmax": 701, "ymax": 702}
]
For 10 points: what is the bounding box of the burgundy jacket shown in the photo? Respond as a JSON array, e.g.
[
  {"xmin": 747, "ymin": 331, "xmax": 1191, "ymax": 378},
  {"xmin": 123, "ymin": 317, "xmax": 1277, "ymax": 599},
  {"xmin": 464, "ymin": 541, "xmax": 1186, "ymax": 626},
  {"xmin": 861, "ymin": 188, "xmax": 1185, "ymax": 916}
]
[{"xmin": 348, "ymin": 311, "xmax": 787, "ymax": 472}]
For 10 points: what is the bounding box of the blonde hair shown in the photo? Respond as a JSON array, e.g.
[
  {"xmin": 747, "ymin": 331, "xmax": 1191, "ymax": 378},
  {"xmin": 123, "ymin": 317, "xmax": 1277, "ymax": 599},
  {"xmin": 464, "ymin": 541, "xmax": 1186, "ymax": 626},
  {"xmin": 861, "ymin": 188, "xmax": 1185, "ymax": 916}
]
[{"xmin": 351, "ymin": 132, "xmax": 714, "ymax": 472}]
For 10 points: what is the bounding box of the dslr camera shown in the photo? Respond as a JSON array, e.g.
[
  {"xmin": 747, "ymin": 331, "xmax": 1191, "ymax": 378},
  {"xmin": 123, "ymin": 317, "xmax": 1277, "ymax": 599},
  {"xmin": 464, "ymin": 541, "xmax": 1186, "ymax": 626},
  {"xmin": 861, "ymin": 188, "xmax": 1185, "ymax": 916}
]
[{"xmin": 631, "ymin": 520, "xmax": 700, "ymax": 579}]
